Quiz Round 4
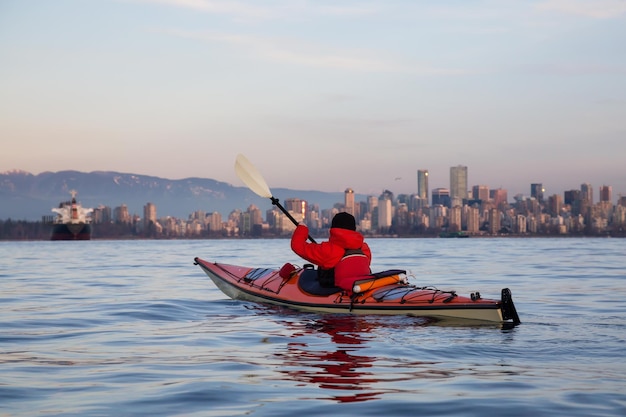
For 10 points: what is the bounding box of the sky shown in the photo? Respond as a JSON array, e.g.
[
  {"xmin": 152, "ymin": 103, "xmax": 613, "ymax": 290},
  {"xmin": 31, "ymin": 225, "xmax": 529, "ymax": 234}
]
[{"xmin": 1, "ymin": 0, "xmax": 625, "ymax": 202}]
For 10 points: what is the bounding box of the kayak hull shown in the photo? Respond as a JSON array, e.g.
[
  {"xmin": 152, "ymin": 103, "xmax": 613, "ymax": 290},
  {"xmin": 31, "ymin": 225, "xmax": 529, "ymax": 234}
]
[{"xmin": 194, "ymin": 257, "xmax": 520, "ymax": 324}]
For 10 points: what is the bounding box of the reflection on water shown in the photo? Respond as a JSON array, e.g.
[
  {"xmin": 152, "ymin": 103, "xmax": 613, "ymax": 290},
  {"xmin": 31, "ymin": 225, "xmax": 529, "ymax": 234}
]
[
  {"xmin": 276, "ymin": 314, "xmax": 381, "ymax": 403},
  {"xmin": 256, "ymin": 309, "xmax": 440, "ymax": 403},
  {"xmin": 241, "ymin": 303, "xmax": 525, "ymax": 406}
]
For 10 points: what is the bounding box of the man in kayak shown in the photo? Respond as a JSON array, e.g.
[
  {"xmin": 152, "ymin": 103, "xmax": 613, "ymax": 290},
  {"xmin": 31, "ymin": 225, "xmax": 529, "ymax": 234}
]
[{"xmin": 290, "ymin": 212, "xmax": 372, "ymax": 293}]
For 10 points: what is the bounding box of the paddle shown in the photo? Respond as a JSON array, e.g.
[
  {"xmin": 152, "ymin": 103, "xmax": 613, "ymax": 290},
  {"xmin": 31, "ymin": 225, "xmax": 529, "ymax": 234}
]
[{"xmin": 235, "ymin": 154, "xmax": 317, "ymax": 243}]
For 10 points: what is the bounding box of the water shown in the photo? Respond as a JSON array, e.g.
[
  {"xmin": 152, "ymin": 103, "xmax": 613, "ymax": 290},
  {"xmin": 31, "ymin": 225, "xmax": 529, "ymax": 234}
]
[{"xmin": 1, "ymin": 238, "xmax": 625, "ymax": 416}]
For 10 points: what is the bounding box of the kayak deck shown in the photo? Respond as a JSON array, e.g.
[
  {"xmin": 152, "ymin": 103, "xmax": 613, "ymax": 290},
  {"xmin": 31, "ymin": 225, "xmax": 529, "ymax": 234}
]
[{"xmin": 194, "ymin": 257, "xmax": 521, "ymax": 324}]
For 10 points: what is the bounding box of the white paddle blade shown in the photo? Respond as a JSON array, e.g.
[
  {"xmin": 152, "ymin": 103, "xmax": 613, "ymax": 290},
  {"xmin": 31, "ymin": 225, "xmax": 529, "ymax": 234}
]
[{"xmin": 234, "ymin": 154, "xmax": 273, "ymax": 198}]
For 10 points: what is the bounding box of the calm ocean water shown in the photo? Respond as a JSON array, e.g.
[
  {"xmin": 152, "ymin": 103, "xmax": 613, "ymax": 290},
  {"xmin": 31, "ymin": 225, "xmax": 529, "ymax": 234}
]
[{"xmin": 1, "ymin": 238, "xmax": 625, "ymax": 416}]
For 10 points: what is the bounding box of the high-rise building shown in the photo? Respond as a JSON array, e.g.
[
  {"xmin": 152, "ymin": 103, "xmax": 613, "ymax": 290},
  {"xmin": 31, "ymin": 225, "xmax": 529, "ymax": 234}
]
[
  {"xmin": 488, "ymin": 208, "xmax": 500, "ymax": 234},
  {"xmin": 581, "ymin": 183, "xmax": 593, "ymax": 204},
  {"xmin": 380, "ymin": 189, "xmax": 394, "ymax": 202},
  {"xmin": 564, "ymin": 189, "xmax": 581, "ymax": 206},
  {"xmin": 367, "ymin": 195, "xmax": 378, "ymax": 214},
  {"xmin": 143, "ymin": 202, "xmax": 156, "ymax": 228},
  {"xmin": 515, "ymin": 215, "xmax": 527, "ymax": 234},
  {"xmin": 432, "ymin": 188, "xmax": 450, "ymax": 207},
  {"xmin": 466, "ymin": 206, "xmax": 480, "ymax": 233},
  {"xmin": 144, "ymin": 202, "xmax": 156, "ymax": 219},
  {"xmin": 548, "ymin": 194, "xmax": 563, "ymax": 217},
  {"xmin": 449, "ymin": 206, "xmax": 462, "ymax": 231},
  {"xmin": 207, "ymin": 212, "xmax": 223, "ymax": 232},
  {"xmin": 246, "ymin": 204, "xmax": 263, "ymax": 225},
  {"xmin": 93, "ymin": 205, "xmax": 111, "ymax": 224},
  {"xmin": 600, "ymin": 185, "xmax": 612, "ymax": 202},
  {"xmin": 490, "ymin": 188, "xmax": 508, "ymax": 208},
  {"xmin": 472, "ymin": 185, "xmax": 490, "ymax": 202},
  {"xmin": 450, "ymin": 165, "xmax": 468, "ymax": 206},
  {"xmin": 531, "ymin": 183, "xmax": 544, "ymax": 203},
  {"xmin": 377, "ymin": 195, "xmax": 393, "ymax": 231},
  {"xmin": 417, "ymin": 170, "xmax": 429, "ymax": 205},
  {"xmin": 429, "ymin": 204, "xmax": 447, "ymax": 229},
  {"xmin": 285, "ymin": 198, "xmax": 307, "ymax": 220},
  {"xmin": 114, "ymin": 204, "xmax": 130, "ymax": 224},
  {"xmin": 409, "ymin": 194, "xmax": 424, "ymax": 211},
  {"xmin": 344, "ymin": 188, "xmax": 355, "ymax": 216}
]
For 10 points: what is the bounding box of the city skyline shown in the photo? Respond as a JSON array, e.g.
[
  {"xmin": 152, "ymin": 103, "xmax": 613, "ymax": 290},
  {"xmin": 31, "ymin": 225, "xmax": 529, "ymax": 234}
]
[
  {"xmin": 1, "ymin": 1, "xmax": 624, "ymax": 200},
  {"xmin": 88, "ymin": 180, "xmax": 620, "ymax": 213},
  {"xmin": 2, "ymin": 168, "xmax": 623, "ymax": 238},
  {"xmin": 1, "ymin": 166, "xmax": 623, "ymax": 226},
  {"xmin": 86, "ymin": 178, "xmax": 623, "ymax": 238}
]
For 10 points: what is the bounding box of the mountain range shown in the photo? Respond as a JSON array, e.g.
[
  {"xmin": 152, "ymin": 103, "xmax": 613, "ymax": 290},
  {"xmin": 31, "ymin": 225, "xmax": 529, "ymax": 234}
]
[{"xmin": 0, "ymin": 170, "xmax": 358, "ymax": 221}]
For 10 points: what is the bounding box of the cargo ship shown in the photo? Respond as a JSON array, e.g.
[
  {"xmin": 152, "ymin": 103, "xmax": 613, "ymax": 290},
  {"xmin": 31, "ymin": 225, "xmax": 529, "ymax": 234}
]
[{"xmin": 51, "ymin": 190, "xmax": 93, "ymax": 240}]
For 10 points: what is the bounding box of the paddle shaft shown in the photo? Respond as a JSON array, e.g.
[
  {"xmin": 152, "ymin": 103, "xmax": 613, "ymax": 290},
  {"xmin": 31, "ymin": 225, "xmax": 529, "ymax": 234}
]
[
  {"xmin": 235, "ymin": 154, "xmax": 317, "ymax": 244},
  {"xmin": 270, "ymin": 197, "xmax": 317, "ymax": 243}
]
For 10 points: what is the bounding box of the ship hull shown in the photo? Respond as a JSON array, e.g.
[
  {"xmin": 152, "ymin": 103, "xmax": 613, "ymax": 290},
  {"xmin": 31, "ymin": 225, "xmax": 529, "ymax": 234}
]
[{"xmin": 51, "ymin": 223, "xmax": 92, "ymax": 240}]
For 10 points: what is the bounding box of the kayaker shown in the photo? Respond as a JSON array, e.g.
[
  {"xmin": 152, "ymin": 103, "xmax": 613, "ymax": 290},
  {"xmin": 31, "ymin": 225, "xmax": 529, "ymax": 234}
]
[{"xmin": 290, "ymin": 212, "xmax": 372, "ymax": 293}]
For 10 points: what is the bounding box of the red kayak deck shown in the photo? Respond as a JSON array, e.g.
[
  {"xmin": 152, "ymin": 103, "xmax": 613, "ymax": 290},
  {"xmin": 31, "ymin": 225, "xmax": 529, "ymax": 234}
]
[{"xmin": 194, "ymin": 257, "xmax": 521, "ymax": 324}]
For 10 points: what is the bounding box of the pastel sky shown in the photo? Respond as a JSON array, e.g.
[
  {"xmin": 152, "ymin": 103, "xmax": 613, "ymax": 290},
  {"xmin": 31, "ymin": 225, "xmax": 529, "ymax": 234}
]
[{"xmin": 1, "ymin": 0, "xmax": 625, "ymax": 201}]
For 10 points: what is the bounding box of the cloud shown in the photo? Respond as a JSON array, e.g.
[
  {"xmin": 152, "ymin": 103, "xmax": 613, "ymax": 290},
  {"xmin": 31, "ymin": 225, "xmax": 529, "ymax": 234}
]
[
  {"xmin": 133, "ymin": 0, "xmax": 275, "ymax": 19},
  {"xmin": 161, "ymin": 28, "xmax": 467, "ymax": 75},
  {"xmin": 536, "ymin": 0, "xmax": 626, "ymax": 19},
  {"xmin": 133, "ymin": 0, "xmax": 379, "ymax": 20}
]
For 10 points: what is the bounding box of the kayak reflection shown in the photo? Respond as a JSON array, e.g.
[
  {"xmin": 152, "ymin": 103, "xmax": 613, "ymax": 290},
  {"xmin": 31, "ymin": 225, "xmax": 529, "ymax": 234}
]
[{"xmin": 270, "ymin": 313, "xmax": 435, "ymax": 403}]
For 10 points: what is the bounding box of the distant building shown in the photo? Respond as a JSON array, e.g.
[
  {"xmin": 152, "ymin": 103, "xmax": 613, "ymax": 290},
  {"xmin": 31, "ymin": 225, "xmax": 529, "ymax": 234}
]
[
  {"xmin": 490, "ymin": 188, "xmax": 508, "ymax": 208},
  {"xmin": 450, "ymin": 165, "xmax": 468, "ymax": 206},
  {"xmin": 408, "ymin": 194, "xmax": 424, "ymax": 211},
  {"xmin": 367, "ymin": 195, "xmax": 378, "ymax": 214},
  {"xmin": 93, "ymin": 205, "xmax": 111, "ymax": 224},
  {"xmin": 488, "ymin": 208, "xmax": 500, "ymax": 234},
  {"xmin": 378, "ymin": 194, "xmax": 393, "ymax": 231},
  {"xmin": 600, "ymin": 185, "xmax": 612, "ymax": 203},
  {"xmin": 285, "ymin": 198, "xmax": 308, "ymax": 224},
  {"xmin": 432, "ymin": 188, "xmax": 451, "ymax": 208},
  {"xmin": 143, "ymin": 202, "xmax": 156, "ymax": 229},
  {"xmin": 581, "ymin": 183, "xmax": 593, "ymax": 205},
  {"xmin": 466, "ymin": 206, "xmax": 480, "ymax": 233},
  {"xmin": 548, "ymin": 194, "xmax": 563, "ymax": 217},
  {"xmin": 114, "ymin": 204, "xmax": 131, "ymax": 224},
  {"xmin": 247, "ymin": 204, "xmax": 263, "ymax": 225},
  {"xmin": 448, "ymin": 206, "xmax": 462, "ymax": 231},
  {"xmin": 417, "ymin": 170, "xmax": 429, "ymax": 205},
  {"xmin": 344, "ymin": 188, "xmax": 355, "ymax": 216},
  {"xmin": 515, "ymin": 214, "xmax": 527, "ymax": 234},
  {"xmin": 564, "ymin": 189, "xmax": 581, "ymax": 206},
  {"xmin": 207, "ymin": 212, "xmax": 223, "ymax": 232},
  {"xmin": 472, "ymin": 185, "xmax": 489, "ymax": 202},
  {"xmin": 430, "ymin": 204, "xmax": 447, "ymax": 229},
  {"xmin": 531, "ymin": 183, "xmax": 544, "ymax": 204}
]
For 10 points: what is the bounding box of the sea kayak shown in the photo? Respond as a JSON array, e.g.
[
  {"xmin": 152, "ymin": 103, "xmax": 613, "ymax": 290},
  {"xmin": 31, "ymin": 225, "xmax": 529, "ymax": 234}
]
[{"xmin": 194, "ymin": 257, "xmax": 521, "ymax": 324}]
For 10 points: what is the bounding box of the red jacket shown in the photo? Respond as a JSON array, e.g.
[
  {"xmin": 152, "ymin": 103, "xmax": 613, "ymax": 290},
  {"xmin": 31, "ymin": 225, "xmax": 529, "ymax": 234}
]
[{"xmin": 291, "ymin": 224, "xmax": 372, "ymax": 291}]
